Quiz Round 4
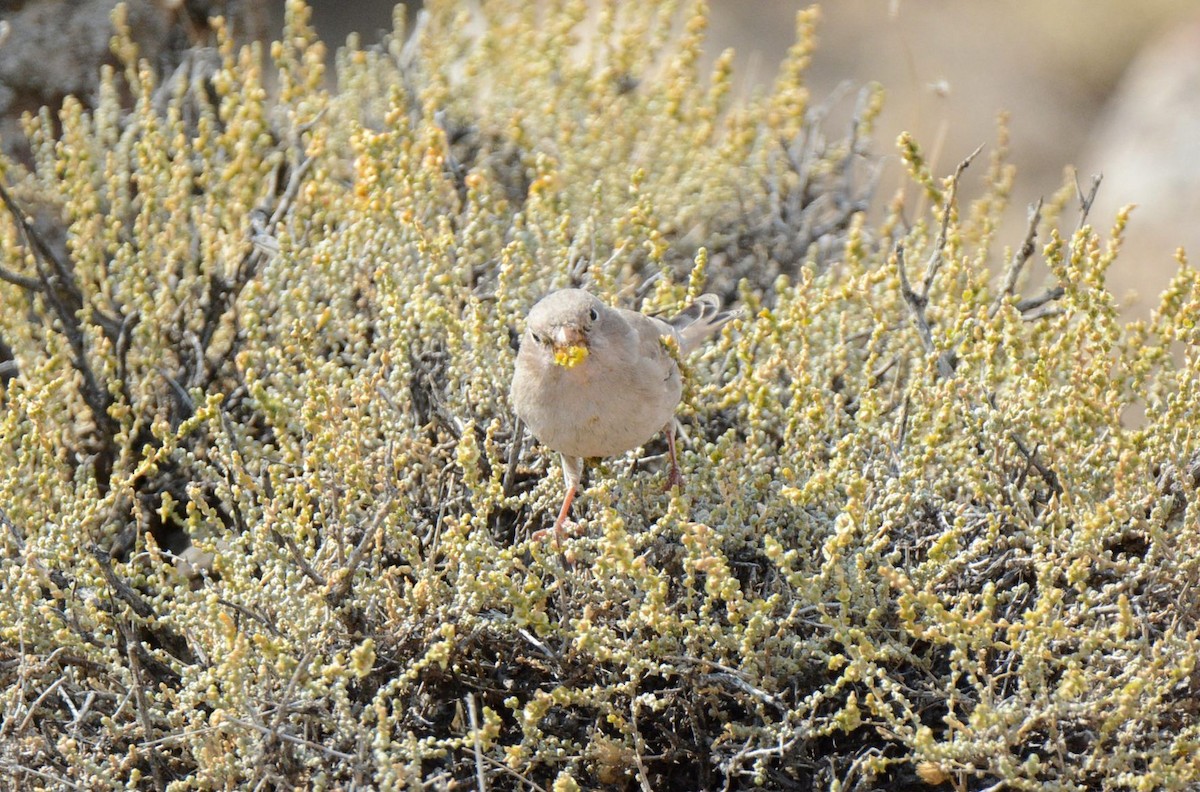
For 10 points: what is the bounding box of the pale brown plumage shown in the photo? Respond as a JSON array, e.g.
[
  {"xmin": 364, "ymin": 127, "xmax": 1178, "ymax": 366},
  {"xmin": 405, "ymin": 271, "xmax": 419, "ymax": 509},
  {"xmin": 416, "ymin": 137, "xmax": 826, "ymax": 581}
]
[{"xmin": 510, "ymin": 288, "xmax": 738, "ymax": 537}]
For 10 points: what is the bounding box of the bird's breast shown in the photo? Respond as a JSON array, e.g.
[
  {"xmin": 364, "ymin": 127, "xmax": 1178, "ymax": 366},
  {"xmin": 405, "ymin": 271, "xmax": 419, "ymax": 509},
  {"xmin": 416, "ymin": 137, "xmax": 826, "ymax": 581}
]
[{"xmin": 513, "ymin": 349, "xmax": 682, "ymax": 459}]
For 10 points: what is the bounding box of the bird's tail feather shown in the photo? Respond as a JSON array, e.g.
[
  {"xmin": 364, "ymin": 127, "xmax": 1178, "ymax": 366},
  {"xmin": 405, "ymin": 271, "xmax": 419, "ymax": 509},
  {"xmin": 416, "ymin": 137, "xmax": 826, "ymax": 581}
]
[{"xmin": 670, "ymin": 294, "xmax": 740, "ymax": 354}]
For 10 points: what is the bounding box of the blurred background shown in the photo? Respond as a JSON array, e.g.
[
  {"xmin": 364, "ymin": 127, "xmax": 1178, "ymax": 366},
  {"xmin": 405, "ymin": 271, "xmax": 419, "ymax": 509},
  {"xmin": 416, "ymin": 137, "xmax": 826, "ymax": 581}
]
[{"xmin": 3, "ymin": 0, "xmax": 1198, "ymax": 316}]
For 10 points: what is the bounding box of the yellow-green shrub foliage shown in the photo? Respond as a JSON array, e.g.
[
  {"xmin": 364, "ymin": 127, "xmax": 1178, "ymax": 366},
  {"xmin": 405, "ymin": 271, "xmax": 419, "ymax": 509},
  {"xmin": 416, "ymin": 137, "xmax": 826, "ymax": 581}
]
[{"xmin": 1, "ymin": 1, "xmax": 1198, "ymax": 789}]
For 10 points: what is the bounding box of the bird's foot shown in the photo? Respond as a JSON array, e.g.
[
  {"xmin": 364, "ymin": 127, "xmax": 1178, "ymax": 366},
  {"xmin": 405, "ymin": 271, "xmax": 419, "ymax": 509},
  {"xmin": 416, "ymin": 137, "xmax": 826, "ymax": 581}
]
[
  {"xmin": 531, "ymin": 519, "xmax": 582, "ymax": 543},
  {"xmin": 663, "ymin": 424, "xmax": 684, "ymax": 492},
  {"xmin": 664, "ymin": 464, "xmax": 684, "ymax": 492}
]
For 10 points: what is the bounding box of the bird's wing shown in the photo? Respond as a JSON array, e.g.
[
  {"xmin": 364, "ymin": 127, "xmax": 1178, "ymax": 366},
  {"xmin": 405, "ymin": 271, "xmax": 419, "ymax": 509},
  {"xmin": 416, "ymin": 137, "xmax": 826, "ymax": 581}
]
[{"xmin": 616, "ymin": 308, "xmax": 679, "ymax": 365}]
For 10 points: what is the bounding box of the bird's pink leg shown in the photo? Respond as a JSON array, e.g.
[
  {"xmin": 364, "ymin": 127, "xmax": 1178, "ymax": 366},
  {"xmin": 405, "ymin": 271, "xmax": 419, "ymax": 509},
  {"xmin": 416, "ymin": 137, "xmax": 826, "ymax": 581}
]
[
  {"xmin": 533, "ymin": 454, "xmax": 584, "ymax": 543},
  {"xmin": 532, "ymin": 487, "xmax": 576, "ymax": 544},
  {"xmin": 664, "ymin": 423, "xmax": 684, "ymax": 491},
  {"xmin": 552, "ymin": 484, "xmax": 577, "ymax": 536}
]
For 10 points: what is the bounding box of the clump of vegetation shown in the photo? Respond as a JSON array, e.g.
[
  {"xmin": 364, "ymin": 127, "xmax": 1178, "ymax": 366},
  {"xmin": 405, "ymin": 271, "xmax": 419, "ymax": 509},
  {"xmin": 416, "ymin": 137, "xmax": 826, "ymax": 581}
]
[{"xmin": 1, "ymin": 1, "xmax": 1197, "ymax": 789}]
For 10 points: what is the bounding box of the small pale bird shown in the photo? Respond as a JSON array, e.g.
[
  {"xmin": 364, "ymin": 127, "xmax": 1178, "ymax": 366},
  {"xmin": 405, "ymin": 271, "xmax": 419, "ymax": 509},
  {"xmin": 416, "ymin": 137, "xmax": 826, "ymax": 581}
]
[{"xmin": 510, "ymin": 288, "xmax": 738, "ymax": 537}]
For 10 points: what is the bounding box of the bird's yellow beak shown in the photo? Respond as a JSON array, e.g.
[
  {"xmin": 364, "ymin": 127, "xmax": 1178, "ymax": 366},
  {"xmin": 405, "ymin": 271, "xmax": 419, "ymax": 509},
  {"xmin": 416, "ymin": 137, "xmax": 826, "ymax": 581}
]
[{"xmin": 552, "ymin": 344, "xmax": 589, "ymax": 368}]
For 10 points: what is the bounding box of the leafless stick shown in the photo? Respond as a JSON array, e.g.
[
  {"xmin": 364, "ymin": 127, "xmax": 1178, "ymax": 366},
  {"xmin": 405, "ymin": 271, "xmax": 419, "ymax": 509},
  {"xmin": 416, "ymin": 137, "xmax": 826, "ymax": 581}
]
[
  {"xmin": 89, "ymin": 545, "xmax": 155, "ymax": 619},
  {"xmin": 268, "ymin": 154, "xmax": 316, "ymax": 229},
  {"xmin": 466, "ymin": 694, "xmax": 488, "ymax": 792},
  {"xmin": 0, "ymin": 252, "xmax": 41, "ymax": 290},
  {"xmin": 1021, "ymin": 306, "xmax": 1062, "ymax": 323},
  {"xmin": 224, "ymin": 717, "xmax": 355, "ymax": 761},
  {"xmin": 1009, "ymin": 431, "xmax": 1062, "ymax": 496},
  {"xmin": 17, "ymin": 677, "xmax": 64, "ymax": 734},
  {"xmin": 503, "ymin": 419, "xmax": 524, "ymax": 497},
  {"xmin": 869, "ymin": 354, "xmax": 898, "ymax": 384},
  {"xmin": 895, "ymin": 147, "xmax": 983, "ymax": 380},
  {"xmin": 629, "ymin": 698, "xmax": 655, "ymax": 792},
  {"xmin": 516, "ymin": 628, "xmax": 558, "ymax": 663},
  {"xmin": 268, "ymin": 651, "xmax": 314, "ymax": 740},
  {"xmin": 327, "ymin": 492, "xmax": 395, "ymax": 603},
  {"xmin": 196, "ymin": 152, "xmax": 314, "ymax": 394},
  {"xmin": 667, "ymin": 655, "xmax": 786, "ymax": 712},
  {"xmin": 990, "ymin": 198, "xmax": 1044, "ymax": 318},
  {"xmin": 216, "ymin": 598, "xmax": 281, "ymax": 635},
  {"xmin": 477, "ymin": 755, "xmax": 547, "ymax": 792},
  {"xmin": 894, "ymin": 395, "xmax": 910, "ymax": 462},
  {"xmin": 924, "ymin": 143, "xmax": 985, "ymax": 296},
  {"xmin": 1074, "ymin": 171, "xmax": 1102, "ymax": 230},
  {"xmin": 0, "ymin": 761, "xmax": 82, "ymax": 791},
  {"xmin": 272, "ymin": 528, "xmax": 326, "ymax": 587},
  {"xmin": 122, "ymin": 623, "xmax": 167, "ymax": 792},
  {"xmin": 0, "ymin": 180, "xmax": 117, "ymax": 333},
  {"xmin": 1014, "ymin": 441, "xmax": 1037, "ymax": 491},
  {"xmin": 0, "ymin": 180, "xmax": 117, "ymax": 438},
  {"xmin": 987, "ymin": 394, "xmax": 1063, "ymax": 496},
  {"xmin": 1, "ymin": 505, "xmax": 25, "ymax": 551},
  {"xmin": 66, "ymin": 689, "xmax": 96, "ymax": 732},
  {"xmin": 1016, "ymin": 286, "xmax": 1065, "ymax": 314},
  {"xmin": 896, "ymin": 246, "xmax": 955, "ymax": 379}
]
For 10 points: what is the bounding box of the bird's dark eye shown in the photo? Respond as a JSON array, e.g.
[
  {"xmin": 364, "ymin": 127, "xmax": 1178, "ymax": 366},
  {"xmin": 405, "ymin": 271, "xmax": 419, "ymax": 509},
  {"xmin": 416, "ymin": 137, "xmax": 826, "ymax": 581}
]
[
  {"xmin": 531, "ymin": 332, "xmax": 547, "ymax": 345},
  {"xmin": 588, "ymin": 308, "xmax": 599, "ymax": 322}
]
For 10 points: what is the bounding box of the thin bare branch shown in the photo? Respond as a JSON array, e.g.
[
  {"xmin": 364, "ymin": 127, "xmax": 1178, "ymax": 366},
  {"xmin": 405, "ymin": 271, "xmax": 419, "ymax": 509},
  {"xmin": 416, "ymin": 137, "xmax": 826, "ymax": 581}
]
[
  {"xmin": 629, "ymin": 697, "xmax": 655, "ymax": 792},
  {"xmin": 224, "ymin": 717, "xmax": 355, "ymax": 761},
  {"xmin": 466, "ymin": 695, "xmax": 488, "ymax": 792},
  {"xmin": 991, "ymin": 197, "xmax": 1044, "ymax": 318},
  {"xmin": 924, "ymin": 143, "xmax": 985, "ymax": 296},
  {"xmin": 897, "ymin": 245, "xmax": 956, "ymax": 379},
  {"xmin": 122, "ymin": 622, "xmax": 167, "ymax": 792},
  {"xmin": 503, "ymin": 420, "xmax": 525, "ymax": 497},
  {"xmin": 1074, "ymin": 171, "xmax": 1103, "ymax": 230},
  {"xmin": 326, "ymin": 492, "xmax": 395, "ymax": 604},
  {"xmin": 0, "ymin": 180, "xmax": 117, "ymax": 443},
  {"xmin": 1017, "ymin": 285, "xmax": 1065, "ymax": 314}
]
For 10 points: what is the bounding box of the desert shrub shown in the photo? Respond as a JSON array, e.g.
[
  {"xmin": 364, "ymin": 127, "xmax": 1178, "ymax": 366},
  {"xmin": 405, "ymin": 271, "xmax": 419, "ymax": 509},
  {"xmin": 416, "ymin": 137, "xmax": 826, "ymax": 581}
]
[{"xmin": 1, "ymin": 1, "xmax": 1197, "ymax": 790}]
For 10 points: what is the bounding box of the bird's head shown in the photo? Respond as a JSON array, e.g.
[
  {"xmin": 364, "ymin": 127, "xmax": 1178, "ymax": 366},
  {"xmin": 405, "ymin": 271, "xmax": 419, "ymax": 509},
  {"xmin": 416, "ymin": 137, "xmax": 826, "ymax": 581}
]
[{"xmin": 523, "ymin": 289, "xmax": 606, "ymax": 369}]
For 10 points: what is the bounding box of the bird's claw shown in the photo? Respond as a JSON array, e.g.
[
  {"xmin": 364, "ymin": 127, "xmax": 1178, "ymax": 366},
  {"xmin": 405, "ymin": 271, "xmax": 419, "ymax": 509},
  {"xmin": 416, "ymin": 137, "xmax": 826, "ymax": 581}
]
[
  {"xmin": 664, "ymin": 465, "xmax": 684, "ymax": 492},
  {"xmin": 531, "ymin": 519, "xmax": 582, "ymax": 543}
]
